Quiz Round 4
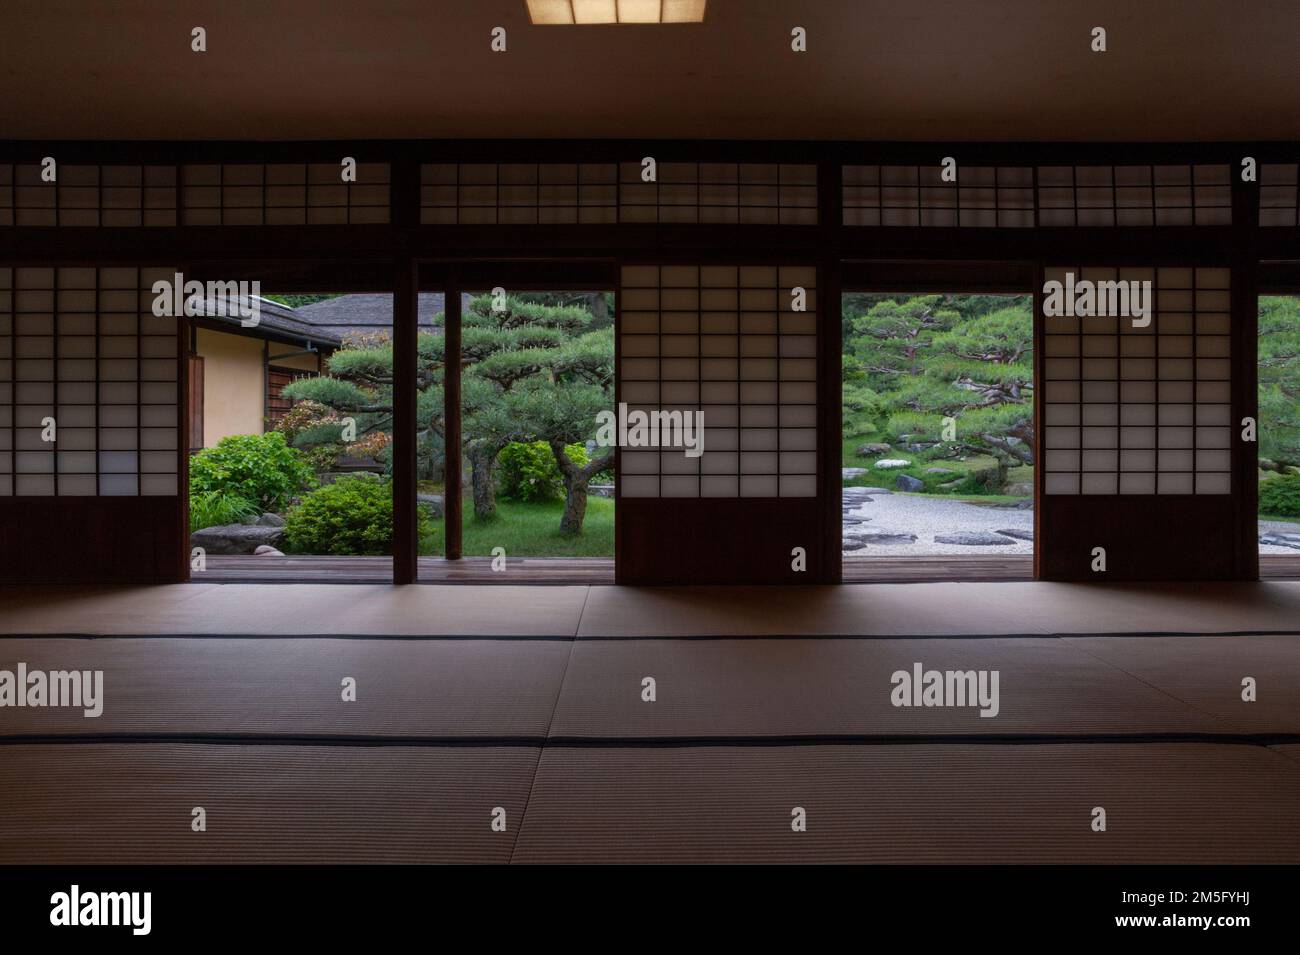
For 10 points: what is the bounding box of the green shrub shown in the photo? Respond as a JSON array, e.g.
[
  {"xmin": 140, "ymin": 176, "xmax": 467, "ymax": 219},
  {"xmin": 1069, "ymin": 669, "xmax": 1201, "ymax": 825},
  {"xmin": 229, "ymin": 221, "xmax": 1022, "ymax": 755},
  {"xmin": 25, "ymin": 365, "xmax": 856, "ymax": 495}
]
[
  {"xmin": 188, "ymin": 489, "xmax": 258, "ymax": 533},
  {"xmin": 1260, "ymin": 473, "xmax": 1300, "ymax": 518},
  {"xmin": 497, "ymin": 441, "xmax": 588, "ymax": 503},
  {"xmin": 189, "ymin": 432, "xmax": 316, "ymax": 512},
  {"xmin": 283, "ymin": 475, "xmax": 433, "ymax": 556}
]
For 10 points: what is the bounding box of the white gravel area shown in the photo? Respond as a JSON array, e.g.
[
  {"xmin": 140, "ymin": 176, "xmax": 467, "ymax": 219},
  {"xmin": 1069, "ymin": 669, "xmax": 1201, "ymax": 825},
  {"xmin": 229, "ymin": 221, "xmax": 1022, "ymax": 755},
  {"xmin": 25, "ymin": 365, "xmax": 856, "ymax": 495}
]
[
  {"xmin": 842, "ymin": 491, "xmax": 1033, "ymax": 555},
  {"xmin": 841, "ymin": 493, "xmax": 1300, "ymax": 556},
  {"xmin": 1259, "ymin": 519, "xmax": 1300, "ymax": 555}
]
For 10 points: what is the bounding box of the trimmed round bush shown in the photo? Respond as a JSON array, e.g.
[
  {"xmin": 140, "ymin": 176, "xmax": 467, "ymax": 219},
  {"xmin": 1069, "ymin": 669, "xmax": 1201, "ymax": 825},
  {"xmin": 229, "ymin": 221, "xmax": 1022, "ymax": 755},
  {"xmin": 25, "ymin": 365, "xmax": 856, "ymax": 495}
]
[
  {"xmin": 283, "ymin": 475, "xmax": 433, "ymax": 556},
  {"xmin": 1260, "ymin": 473, "xmax": 1300, "ymax": 518},
  {"xmin": 497, "ymin": 440, "xmax": 588, "ymax": 503},
  {"xmin": 189, "ymin": 432, "xmax": 316, "ymax": 512}
]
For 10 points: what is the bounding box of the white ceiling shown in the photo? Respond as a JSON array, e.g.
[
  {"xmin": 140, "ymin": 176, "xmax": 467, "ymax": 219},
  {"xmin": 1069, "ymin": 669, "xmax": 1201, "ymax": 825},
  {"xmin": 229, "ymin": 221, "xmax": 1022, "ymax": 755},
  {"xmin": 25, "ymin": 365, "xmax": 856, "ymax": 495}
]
[{"xmin": 2, "ymin": 0, "xmax": 1297, "ymax": 142}]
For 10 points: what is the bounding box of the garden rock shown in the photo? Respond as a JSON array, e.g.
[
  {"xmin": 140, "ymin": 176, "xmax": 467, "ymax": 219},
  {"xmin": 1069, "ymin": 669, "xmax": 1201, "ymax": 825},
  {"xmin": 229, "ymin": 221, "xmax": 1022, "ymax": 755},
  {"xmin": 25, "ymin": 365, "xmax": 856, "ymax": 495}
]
[
  {"xmin": 934, "ymin": 531, "xmax": 1016, "ymax": 546},
  {"xmin": 257, "ymin": 513, "xmax": 285, "ymax": 527},
  {"xmin": 588, "ymin": 485, "xmax": 616, "ymax": 499},
  {"xmin": 191, "ymin": 523, "xmax": 285, "ymax": 555},
  {"xmin": 857, "ymin": 532, "xmax": 918, "ymax": 545},
  {"xmin": 842, "ymin": 539, "xmax": 867, "ymax": 552},
  {"xmin": 1004, "ymin": 482, "xmax": 1033, "ymax": 497},
  {"xmin": 996, "ymin": 528, "xmax": 1034, "ymax": 541},
  {"xmin": 895, "ymin": 474, "xmax": 925, "ymax": 492},
  {"xmin": 856, "ymin": 443, "xmax": 892, "ymax": 456},
  {"xmin": 938, "ymin": 479, "xmax": 964, "ymax": 491},
  {"xmin": 842, "ymin": 468, "xmax": 869, "ymax": 479},
  {"xmin": 417, "ymin": 493, "xmax": 445, "ymax": 517},
  {"xmin": 253, "ymin": 545, "xmax": 285, "ymax": 556},
  {"xmin": 874, "ymin": 459, "xmax": 910, "ymax": 469},
  {"xmin": 924, "ymin": 467, "xmax": 955, "ymax": 474}
]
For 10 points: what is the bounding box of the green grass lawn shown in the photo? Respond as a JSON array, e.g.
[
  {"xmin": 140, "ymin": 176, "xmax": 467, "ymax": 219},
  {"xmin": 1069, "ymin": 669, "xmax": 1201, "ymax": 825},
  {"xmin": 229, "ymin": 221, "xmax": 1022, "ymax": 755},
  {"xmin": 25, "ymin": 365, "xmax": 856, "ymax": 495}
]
[{"xmin": 420, "ymin": 495, "xmax": 614, "ymax": 557}]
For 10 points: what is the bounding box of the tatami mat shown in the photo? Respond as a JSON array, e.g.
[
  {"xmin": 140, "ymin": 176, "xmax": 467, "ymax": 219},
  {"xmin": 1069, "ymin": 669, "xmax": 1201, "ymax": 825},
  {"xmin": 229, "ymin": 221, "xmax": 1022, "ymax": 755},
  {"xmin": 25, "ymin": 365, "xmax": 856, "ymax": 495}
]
[
  {"xmin": 0, "ymin": 638, "xmax": 570, "ymax": 738},
  {"xmin": 5, "ymin": 581, "xmax": 1300, "ymax": 639},
  {"xmin": 575, "ymin": 582, "xmax": 1300, "ymax": 638},
  {"xmin": 546, "ymin": 637, "xmax": 1227, "ymax": 738},
  {"xmin": 1064, "ymin": 635, "xmax": 1300, "ymax": 733},
  {"xmin": 0, "ymin": 583, "xmax": 591, "ymax": 637},
  {"xmin": 511, "ymin": 743, "xmax": 1300, "ymax": 864},
  {"xmin": 0, "ymin": 743, "xmax": 537, "ymax": 864}
]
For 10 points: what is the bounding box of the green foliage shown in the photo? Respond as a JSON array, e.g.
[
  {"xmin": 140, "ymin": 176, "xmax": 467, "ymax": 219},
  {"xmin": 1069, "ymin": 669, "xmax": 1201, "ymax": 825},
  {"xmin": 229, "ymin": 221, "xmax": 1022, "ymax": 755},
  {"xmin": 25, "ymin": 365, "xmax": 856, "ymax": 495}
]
[
  {"xmin": 1260, "ymin": 473, "xmax": 1300, "ymax": 518},
  {"xmin": 498, "ymin": 440, "xmax": 590, "ymax": 503},
  {"xmin": 1259, "ymin": 296, "xmax": 1300, "ymax": 468},
  {"xmin": 188, "ymin": 489, "xmax": 258, "ymax": 532},
  {"xmin": 843, "ymin": 294, "xmax": 1034, "ymax": 484},
  {"xmin": 283, "ymin": 475, "xmax": 433, "ymax": 555},
  {"xmin": 189, "ymin": 432, "xmax": 316, "ymax": 512}
]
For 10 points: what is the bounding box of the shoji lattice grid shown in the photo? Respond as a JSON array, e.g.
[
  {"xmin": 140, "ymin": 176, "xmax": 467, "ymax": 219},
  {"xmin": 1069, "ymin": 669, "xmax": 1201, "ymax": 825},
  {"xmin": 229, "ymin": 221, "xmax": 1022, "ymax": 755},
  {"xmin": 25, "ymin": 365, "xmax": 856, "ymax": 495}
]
[
  {"xmin": 1041, "ymin": 266, "xmax": 1231, "ymax": 495},
  {"xmin": 619, "ymin": 264, "xmax": 817, "ymax": 498},
  {"xmin": 619, "ymin": 164, "xmax": 817, "ymax": 225},
  {"xmin": 420, "ymin": 163, "xmax": 618, "ymax": 224},
  {"xmin": 0, "ymin": 267, "xmax": 179, "ymax": 497},
  {"xmin": 1259, "ymin": 163, "xmax": 1299, "ymax": 226},
  {"xmin": 0, "ymin": 164, "xmax": 177, "ymax": 227},
  {"xmin": 180, "ymin": 164, "xmax": 390, "ymax": 225},
  {"xmin": 1036, "ymin": 165, "xmax": 1232, "ymax": 226},
  {"xmin": 842, "ymin": 165, "xmax": 1034, "ymax": 227}
]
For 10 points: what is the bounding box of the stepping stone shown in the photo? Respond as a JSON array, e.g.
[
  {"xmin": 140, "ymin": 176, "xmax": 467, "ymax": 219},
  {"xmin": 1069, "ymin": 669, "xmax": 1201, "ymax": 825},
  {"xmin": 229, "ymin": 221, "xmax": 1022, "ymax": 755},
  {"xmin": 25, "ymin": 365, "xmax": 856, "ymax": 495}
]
[
  {"xmin": 995, "ymin": 528, "xmax": 1034, "ymax": 542},
  {"xmin": 934, "ymin": 531, "xmax": 1016, "ymax": 546},
  {"xmin": 842, "ymin": 540, "xmax": 867, "ymax": 552},
  {"xmin": 842, "ymin": 518, "xmax": 867, "ymax": 525},
  {"xmin": 842, "ymin": 467, "xmax": 868, "ymax": 479},
  {"xmin": 857, "ymin": 532, "xmax": 918, "ymax": 545},
  {"xmin": 873, "ymin": 459, "xmax": 910, "ymax": 469}
]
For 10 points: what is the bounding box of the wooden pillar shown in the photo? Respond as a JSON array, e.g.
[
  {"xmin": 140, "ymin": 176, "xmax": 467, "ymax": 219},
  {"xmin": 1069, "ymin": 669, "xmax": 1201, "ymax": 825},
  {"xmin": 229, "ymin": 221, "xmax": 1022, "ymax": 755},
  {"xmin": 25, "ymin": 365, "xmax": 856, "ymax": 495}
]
[
  {"xmin": 445, "ymin": 274, "xmax": 463, "ymax": 560},
  {"xmin": 392, "ymin": 255, "xmax": 418, "ymax": 583},
  {"xmin": 1232, "ymin": 166, "xmax": 1261, "ymax": 579}
]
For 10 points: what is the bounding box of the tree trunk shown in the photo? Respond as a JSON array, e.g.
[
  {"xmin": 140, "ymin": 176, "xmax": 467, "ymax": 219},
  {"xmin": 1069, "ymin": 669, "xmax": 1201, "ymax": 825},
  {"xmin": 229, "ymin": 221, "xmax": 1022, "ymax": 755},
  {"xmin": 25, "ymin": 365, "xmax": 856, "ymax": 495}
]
[
  {"xmin": 550, "ymin": 441, "xmax": 613, "ymax": 536},
  {"xmin": 466, "ymin": 442, "xmax": 502, "ymax": 521}
]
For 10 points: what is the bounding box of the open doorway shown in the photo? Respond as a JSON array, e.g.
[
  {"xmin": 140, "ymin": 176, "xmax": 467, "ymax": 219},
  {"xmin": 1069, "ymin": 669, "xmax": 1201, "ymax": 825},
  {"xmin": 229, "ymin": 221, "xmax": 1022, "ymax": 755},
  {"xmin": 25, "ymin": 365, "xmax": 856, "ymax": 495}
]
[
  {"xmin": 420, "ymin": 285, "xmax": 616, "ymax": 583},
  {"xmin": 1258, "ymin": 293, "xmax": 1300, "ymax": 574},
  {"xmin": 841, "ymin": 285, "xmax": 1035, "ymax": 581},
  {"xmin": 188, "ymin": 288, "xmax": 403, "ymax": 582}
]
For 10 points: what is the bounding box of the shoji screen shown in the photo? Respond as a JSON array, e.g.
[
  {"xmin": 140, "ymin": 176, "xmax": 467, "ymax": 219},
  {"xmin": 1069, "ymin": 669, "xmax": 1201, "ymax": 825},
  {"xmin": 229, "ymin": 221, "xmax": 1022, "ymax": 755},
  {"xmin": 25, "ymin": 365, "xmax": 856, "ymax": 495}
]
[
  {"xmin": 842, "ymin": 165, "xmax": 1034, "ymax": 227},
  {"xmin": 180, "ymin": 164, "xmax": 390, "ymax": 225},
  {"xmin": 617, "ymin": 264, "xmax": 821, "ymax": 584},
  {"xmin": 1037, "ymin": 266, "xmax": 1237, "ymax": 580},
  {"xmin": 420, "ymin": 163, "xmax": 618, "ymax": 224},
  {"xmin": 0, "ymin": 266, "xmax": 183, "ymax": 581},
  {"xmin": 0, "ymin": 164, "xmax": 178, "ymax": 227}
]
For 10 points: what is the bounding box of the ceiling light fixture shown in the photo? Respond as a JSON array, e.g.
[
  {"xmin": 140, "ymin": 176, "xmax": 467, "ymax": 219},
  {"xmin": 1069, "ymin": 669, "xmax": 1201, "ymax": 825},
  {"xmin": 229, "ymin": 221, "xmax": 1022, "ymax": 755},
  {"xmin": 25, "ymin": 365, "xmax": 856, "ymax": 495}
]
[{"xmin": 525, "ymin": 0, "xmax": 707, "ymax": 25}]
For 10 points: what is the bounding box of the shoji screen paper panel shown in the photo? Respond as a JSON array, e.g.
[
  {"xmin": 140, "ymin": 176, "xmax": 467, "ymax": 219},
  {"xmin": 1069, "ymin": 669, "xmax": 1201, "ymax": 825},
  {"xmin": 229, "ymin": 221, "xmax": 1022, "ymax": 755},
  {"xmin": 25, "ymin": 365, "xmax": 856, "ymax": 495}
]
[
  {"xmin": 619, "ymin": 163, "xmax": 817, "ymax": 225},
  {"xmin": 181, "ymin": 163, "xmax": 390, "ymax": 225},
  {"xmin": 617, "ymin": 264, "xmax": 822, "ymax": 584},
  {"xmin": 0, "ymin": 266, "xmax": 184, "ymax": 582},
  {"xmin": 1036, "ymin": 165, "xmax": 1231, "ymax": 226},
  {"xmin": 1260, "ymin": 163, "xmax": 1299, "ymax": 226},
  {"xmin": 842, "ymin": 165, "xmax": 1034, "ymax": 227},
  {"xmin": 421, "ymin": 163, "xmax": 618, "ymax": 224},
  {"xmin": 1037, "ymin": 266, "xmax": 1237, "ymax": 581},
  {"xmin": 620, "ymin": 265, "xmax": 817, "ymax": 498},
  {"xmin": 0, "ymin": 164, "xmax": 177, "ymax": 227},
  {"xmin": 0, "ymin": 266, "xmax": 180, "ymax": 497},
  {"xmin": 1041, "ymin": 267, "xmax": 1231, "ymax": 496}
]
